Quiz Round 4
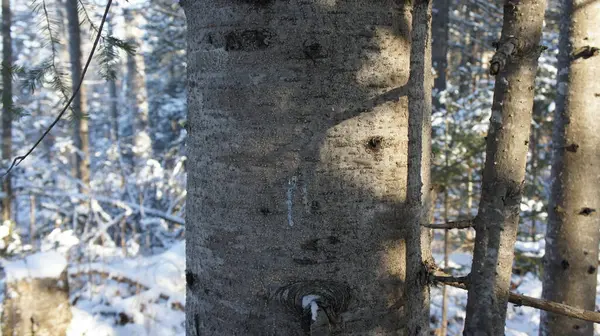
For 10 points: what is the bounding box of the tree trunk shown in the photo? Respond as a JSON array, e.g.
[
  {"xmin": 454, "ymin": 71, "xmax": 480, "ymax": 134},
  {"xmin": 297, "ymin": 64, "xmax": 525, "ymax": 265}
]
[
  {"xmin": 432, "ymin": 0, "xmax": 449, "ymax": 111},
  {"xmin": 463, "ymin": 0, "xmax": 546, "ymax": 334},
  {"xmin": 1, "ymin": 0, "xmax": 13, "ymax": 223},
  {"xmin": 540, "ymin": 1, "xmax": 600, "ymax": 335},
  {"xmin": 124, "ymin": 9, "xmax": 152, "ymax": 166},
  {"xmin": 406, "ymin": 1, "xmax": 434, "ymax": 335},
  {"xmin": 107, "ymin": 17, "xmax": 119, "ymax": 143},
  {"xmin": 66, "ymin": 0, "xmax": 91, "ymax": 189},
  {"xmin": 1, "ymin": 255, "xmax": 71, "ymax": 335},
  {"xmin": 181, "ymin": 0, "xmax": 421, "ymax": 334}
]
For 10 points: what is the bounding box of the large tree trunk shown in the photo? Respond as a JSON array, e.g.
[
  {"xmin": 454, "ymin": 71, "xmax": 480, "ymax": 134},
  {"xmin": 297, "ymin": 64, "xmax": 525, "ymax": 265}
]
[
  {"xmin": 66, "ymin": 0, "xmax": 91, "ymax": 189},
  {"xmin": 181, "ymin": 0, "xmax": 422, "ymax": 334},
  {"xmin": 124, "ymin": 9, "xmax": 152, "ymax": 166},
  {"xmin": 1, "ymin": 0, "xmax": 13, "ymax": 224},
  {"xmin": 406, "ymin": 1, "xmax": 434, "ymax": 335},
  {"xmin": 463, "ymin": 0, "xmax": 546, "ymax": 334},
  {"xmin": 540, "ymin": 1, "xmax": 600, "ymax": 335}
]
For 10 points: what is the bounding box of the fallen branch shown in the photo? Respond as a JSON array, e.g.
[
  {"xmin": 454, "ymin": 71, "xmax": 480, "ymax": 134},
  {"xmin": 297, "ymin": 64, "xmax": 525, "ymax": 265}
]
[
  {"xmin": 433, "ymin": 273, "xmax": 600, "ymax": 324},
  {"xmin": 70, "ymin": 269, "xmax": 184, "ymax": 311},
  {"xmin": 423, "ymin": 219, "xmax": 473, "ymax": 229},
  {"xmin": 27, "ymin": 190, "xmax": 185, "ymax": 226}
]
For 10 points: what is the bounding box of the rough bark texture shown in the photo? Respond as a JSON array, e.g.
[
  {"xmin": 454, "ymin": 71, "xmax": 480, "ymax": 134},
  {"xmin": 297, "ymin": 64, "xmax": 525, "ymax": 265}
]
[
  {"xmin": 463, "ymin": 1, "xmax": 546, "ymax": 335},
  {"xmin": 540, "ymin": 1, "xmax": 600, "ymax": 335},
  {"xmin": 1, "ymin": 0, "xmax": 12, "ymax": 223},
  {"xmin": 1, "ymin": 271, "xmax": 72, "ymax": 336},
  {"xmin": 182, "ymin": 0, "xmax": 417, "ymax": 334},
  {"xmin": 406, "ymin": 1, "xmax": 433, "ymax": 335},
  {"xmin": 124, "ymin": 9, "xmax": 152, "ymax": 165},
  {"xmin": 66, "ymin": 0, "xmax": 91, "ymax": 188}
]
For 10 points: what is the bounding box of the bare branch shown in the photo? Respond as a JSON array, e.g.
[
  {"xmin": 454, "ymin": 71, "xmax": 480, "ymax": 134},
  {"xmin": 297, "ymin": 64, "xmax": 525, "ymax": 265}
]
[
  {"xmin": 435, "ymin": 273, "xmax": 600, "ymax": 324},
  {"xmin": 423, "ymin": 219, "xmax": 473, "ymax": 229},
  {"xmin": 489, "ymin": 37, "xmax": 518, "ymax": 75}
]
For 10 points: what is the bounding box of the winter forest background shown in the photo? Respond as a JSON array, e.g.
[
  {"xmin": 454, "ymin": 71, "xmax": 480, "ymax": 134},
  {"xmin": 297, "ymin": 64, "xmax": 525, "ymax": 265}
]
[{"xmin": 0, "ymin": 0, "xmax": 597, "ymax": 335}]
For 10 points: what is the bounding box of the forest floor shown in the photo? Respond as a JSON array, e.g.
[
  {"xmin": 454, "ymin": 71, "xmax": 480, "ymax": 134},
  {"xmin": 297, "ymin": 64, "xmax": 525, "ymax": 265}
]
[{"xmin": 0, "ymin": 232, "xmax": 598, "ymax": 335}]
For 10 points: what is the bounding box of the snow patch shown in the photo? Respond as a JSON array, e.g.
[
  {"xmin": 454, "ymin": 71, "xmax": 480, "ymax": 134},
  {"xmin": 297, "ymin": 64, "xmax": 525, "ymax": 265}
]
[{"xmin": 3, "ymin": 251, "xmax": 67, "ymax": 282}]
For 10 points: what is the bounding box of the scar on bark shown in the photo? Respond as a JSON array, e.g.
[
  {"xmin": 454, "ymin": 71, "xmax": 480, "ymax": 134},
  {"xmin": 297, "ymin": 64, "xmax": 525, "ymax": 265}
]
[
  {"xmin": 366, "ymin": 136, "xmax": 384, "ymax": 152},
  {"xmin": 572, "ymin": 46, "xmax": 599, "ymax": 60},
  {"xmin": 274, "ymin": 280, "xmax": 352, "ymax": 333},
  {"xmin": 564, "ymin": 143, "xmax": 579, "ymax": 153},
  {"xmin": 579, "ymin": 208, "xmax": 596, "ymax": 216}
]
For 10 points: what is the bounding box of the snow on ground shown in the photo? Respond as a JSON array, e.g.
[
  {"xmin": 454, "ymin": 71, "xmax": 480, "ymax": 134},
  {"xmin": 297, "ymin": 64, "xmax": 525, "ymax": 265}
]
[
  {"xmin": 67, "ymin": 241, "xmax": 186, "ymax": 336},
  {"xmin": 1, "ymin": 231, "xmax": 599, "ymax": 335},
  {"xmin": 2, "ymin": 250, "xmax": 67, "ymax": 281}
]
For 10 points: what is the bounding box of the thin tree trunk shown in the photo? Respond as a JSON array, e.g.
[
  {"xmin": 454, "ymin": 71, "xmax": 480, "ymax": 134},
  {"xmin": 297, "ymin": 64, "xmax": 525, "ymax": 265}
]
[
  {"xmin": 107, "ymin": 17, "xmax": 119, "ymax": 143},
  {"xmin": 432, "ymin": 0, "xmax": 449, "ymax": 111},
  {"xmin": 406, "ymin": 1, "xmax": 434, "ymax": 335},
  {"xmin": 432, "ymin": 2, "xmax": 450, "ymax": 332},
  {"xmin": 124, "ymin": 9, "xmax": 151, "ymax": 166},
  {"xmin": 2, "ymin": 0, "xmax": 13, "ymax": 223},
  {"xmin": 440, "ymin": 188, "xmax": 450, "ymax": 336},
  {"xmin": 463, "ymin": 0, "xmax": 546, "ymax": 334},
  {"xmin": 65, "ymin": 0, "xmax": 91, "ymax": 189},
  {"xmin": 182, "ymin": 0, "xmax": 417, "ymax": 334},
  {"xmin": 540, "ymin": 1, "xmax": 600, "ymax": 335},
  {"xmin": 528, "ymin": 101, "xmax": 542, "ymax": 241}
]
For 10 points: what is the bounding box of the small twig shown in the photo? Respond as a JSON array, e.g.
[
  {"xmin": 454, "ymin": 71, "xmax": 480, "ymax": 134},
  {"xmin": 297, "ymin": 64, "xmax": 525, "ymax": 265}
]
[
  {"xmin": 1, "ymin": 0, "xmax": 113, "ymax": 179},
  {"xmin": 489, "ymin": 37, "xmax": 518, "ymax": 75},
  {"xmin": 423, "ymin": 219, "xmax": 473, "ymax": 229},
  {"xmin": 434, "ymin": 272, "xmax": 600, "ymax": 324}
]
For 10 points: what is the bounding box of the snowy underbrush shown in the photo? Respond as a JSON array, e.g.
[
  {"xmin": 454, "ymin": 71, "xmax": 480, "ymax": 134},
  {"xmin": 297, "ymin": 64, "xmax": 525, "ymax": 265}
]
[
  {"xmin": 67, "ymin": 237, "xmax": 186, "ymax": 336},
  {"xmin": 0, "ymin": 228, "xmax": 185, "ymax": 336}
]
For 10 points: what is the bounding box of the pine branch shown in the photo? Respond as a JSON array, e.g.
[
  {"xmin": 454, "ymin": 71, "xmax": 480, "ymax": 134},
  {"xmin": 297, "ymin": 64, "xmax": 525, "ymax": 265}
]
[
  {"xmin": 77, "ymin": 0, "xmax": 99, "ymax": 33},
  {"xmin": 1, "ymin": 0, "xmax": 113, "ymax": 178}
]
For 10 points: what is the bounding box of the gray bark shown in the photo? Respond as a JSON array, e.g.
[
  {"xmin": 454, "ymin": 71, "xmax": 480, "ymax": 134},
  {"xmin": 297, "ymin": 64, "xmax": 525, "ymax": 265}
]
[
  {"xmin": 540, "ymin": 1, "xmax": 600, "ymax": 335},
  {"xmin": 1, "ymin": 0, "xmax": 12, "ymax": 223},
  {"xmin": 181, "ymin": 0, "xmax": 420, "ymax": 334},
  {"xmin": 406, "ymin": 1, "xmax": 434, "ymax": 335},
  {"xmin": 66, "ymin": 0, "xmax": 91, "ymax": 188},
  {"xmin": 463, "ymin": 0, "xmax": 546, "ymax": 334}
]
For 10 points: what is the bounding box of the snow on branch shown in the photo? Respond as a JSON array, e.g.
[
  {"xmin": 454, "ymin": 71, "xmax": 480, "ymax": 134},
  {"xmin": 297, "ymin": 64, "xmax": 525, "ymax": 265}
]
[{"xmin": 28, "ymin": 190, "xmax": 185, "ymax": 226}]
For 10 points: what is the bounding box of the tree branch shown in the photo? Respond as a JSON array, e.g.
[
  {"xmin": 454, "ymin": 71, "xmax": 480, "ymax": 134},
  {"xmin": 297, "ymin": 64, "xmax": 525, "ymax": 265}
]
[
  {"xmin": 489, "ymin": 37, "xmax": 518, "ymax": 75},
  {"xmin": 423, "ymin": 219, "xmax": 473, "ymax": 229},
  {"xmin": 434, "ymin": 273, "xmax": 600, "ymax": 324}
]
